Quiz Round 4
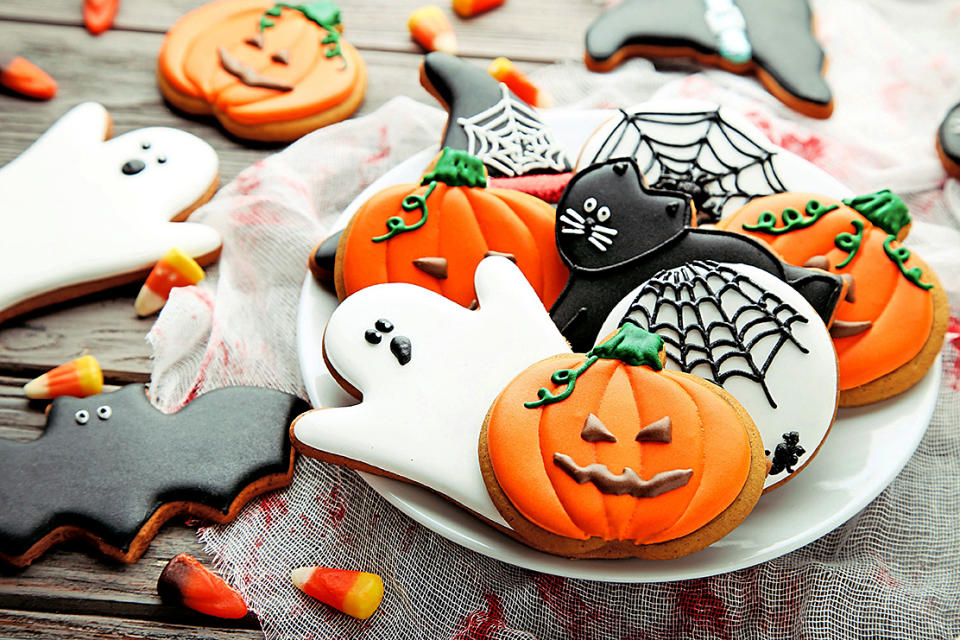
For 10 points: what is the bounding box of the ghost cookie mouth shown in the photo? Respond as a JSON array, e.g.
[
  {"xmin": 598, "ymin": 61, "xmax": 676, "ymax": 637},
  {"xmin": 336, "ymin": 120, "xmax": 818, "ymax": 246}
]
[{"xmin": 553, "ymin": 453, "xmax": 692, "ymax": 498}]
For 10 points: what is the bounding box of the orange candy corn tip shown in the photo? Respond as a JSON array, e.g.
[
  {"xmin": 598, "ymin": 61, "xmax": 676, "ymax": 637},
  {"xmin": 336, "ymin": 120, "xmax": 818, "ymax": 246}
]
[
  {"xmin": 23, "ymin": 355, "xmax": 103, "ymax": 400},
  {"xmin": 135, "ymin": 248, "xmax": 206, "ymax": 317},
  {"xmin": 452, "ymin": 0, "xmax": 504, "ymax": 17},
  {"xmin": 409, "ymin": 6, "xmax": 457, "ymax": 54},
  {"xmin": 488, "ymin": 57, "xmax": 553, "ymax": 108},
  {"xmin": 290, "ymin": 566, "xmax": 384, "ymax": 620},
  {"xmin": 157, "ymin": 553, "xmax": 248, "ymax": 619},
  {"xmin": 84, "ymin": 0, "xmax": 120, "ymax": 35},
  {"xmin": 0, "ymin": 55, "xmax": 57, "ymax": 100}
]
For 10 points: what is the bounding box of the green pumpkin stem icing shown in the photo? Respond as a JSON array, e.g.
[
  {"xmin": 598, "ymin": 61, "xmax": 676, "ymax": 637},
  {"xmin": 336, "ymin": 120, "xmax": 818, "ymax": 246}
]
[
  {"xmin": 882, "ymin": 235, "xmax": 933, "ymax": 290},
  {"xmin": 524, "ymin": 322, "xmax": 664, "ymax": 409},
  {"xmin": 371, "ymin": 181, "xmax": 437, "ymax": 243},
  {"xmin": 843, "ymin": 189, "xmax": 910, "ymax": 237},
  {"xmin": 421, "ymin": 148, "xmax": 487, "ymax": 188},
  {"xmin": 259, "ymin": 2, "xmax": 346, "ymax": 67},
  {"xmin": 834, "ymin": 219, "xmax": 865, "ymax": 269},
  {"xmin": 742, "ymin": 199, "xmax": 838, "ymax": 235}
]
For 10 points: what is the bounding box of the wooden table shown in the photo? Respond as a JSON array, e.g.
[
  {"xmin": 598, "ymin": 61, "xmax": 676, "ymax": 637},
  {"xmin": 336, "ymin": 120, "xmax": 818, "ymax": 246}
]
[{"xmin": 0, "ymin": 1, "xmax": 597, "ymax": 636}]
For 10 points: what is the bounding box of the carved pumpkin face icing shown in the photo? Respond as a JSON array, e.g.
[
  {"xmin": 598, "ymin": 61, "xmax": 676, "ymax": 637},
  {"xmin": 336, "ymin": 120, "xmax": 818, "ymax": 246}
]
[
  {"xmin": 158, "ymin": 0, "xmax": 366, "ymax": 142},
  {"xmin": 717, "ymin": 190, "xmax": 948, "ymax": 405},
  {"xmin": 482, "ymin": 323, "xmax": 766, "ymax": 558},
  {"xmin": 335, "ymin": 148, "xmax": 569, "ymax": 309}
]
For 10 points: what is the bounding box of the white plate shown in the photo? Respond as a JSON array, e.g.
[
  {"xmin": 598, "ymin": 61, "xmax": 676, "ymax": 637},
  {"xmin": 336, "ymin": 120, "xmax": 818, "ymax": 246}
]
[{"xmin": 297, "ymin": 107, "xmax": 941, "ymax": 582}]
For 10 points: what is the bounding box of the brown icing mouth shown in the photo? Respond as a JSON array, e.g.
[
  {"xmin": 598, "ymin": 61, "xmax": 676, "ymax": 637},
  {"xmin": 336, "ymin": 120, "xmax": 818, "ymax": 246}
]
[
  {"xmin": 218, "ymin": 47, "xmax": 293, "ymax": 92},
  {"xmin": 553, "ymin": 452, "xmax": 692, "ymax": 498}
]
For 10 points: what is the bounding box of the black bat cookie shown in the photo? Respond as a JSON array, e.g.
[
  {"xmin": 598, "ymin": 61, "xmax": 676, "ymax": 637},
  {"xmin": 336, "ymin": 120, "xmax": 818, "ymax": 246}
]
[
  {"xmin": 549, "ymin": 158, "xmax": 845, "ymax": 351},
  {"xmin": 937, "ymin": 100, "xmax": 960, "ymax": 179},
  {"xmin": 0, "ymin": 384, "xmax": 308, "ymax": 567},
  {"xmin": 584, "ymin": 0, "xmax": 833, "ymax": 118}
]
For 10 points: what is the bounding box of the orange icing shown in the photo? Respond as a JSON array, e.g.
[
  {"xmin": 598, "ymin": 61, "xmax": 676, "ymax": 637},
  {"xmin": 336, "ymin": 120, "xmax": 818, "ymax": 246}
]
[
  {"xmin": 486, "ymin": 354, "xmax": 751, "ymax": 544},
  {"xmin": 158, "ymin": 0, "xmax": 362, "ymax": 125},
  {"xmin": 339, "ymin": 180, "xmax": 568, "ymax": 308},
  {"xmin": 717, "ymin": 193, "xmax": 934, "ymax": 390}
]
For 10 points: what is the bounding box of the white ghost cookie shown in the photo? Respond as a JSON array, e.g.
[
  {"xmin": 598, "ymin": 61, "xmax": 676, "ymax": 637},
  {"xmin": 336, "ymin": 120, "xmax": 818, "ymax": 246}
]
[
  {"xmin": 0, "ymin": 102, "xmax": 221, "ymax": 324},
  {"xmin": 596, "ymin": 260, "xmax": 838, "ymax": 491},
  {"xmin": 291, "ymin": 257, "xmax": 572, "ymax": 527}
]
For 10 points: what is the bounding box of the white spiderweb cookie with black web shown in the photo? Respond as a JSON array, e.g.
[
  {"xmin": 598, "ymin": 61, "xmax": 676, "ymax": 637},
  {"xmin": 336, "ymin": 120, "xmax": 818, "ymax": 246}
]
[
  {"xmin": 577, "ymin": 99, "xmax": 849, "ymax": 224},
  {"xmin": 596, "ymin": 260, "xmax": 838, "ymax": 491}
]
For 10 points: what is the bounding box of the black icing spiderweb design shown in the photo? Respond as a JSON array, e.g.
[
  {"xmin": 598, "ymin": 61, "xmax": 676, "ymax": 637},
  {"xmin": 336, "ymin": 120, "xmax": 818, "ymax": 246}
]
[
  {"xmin": 587, "ymin": 109, "xmax": 787, "ymax": 223},
  {"xmin": 621, "ymin": 261, "xmax": 807, "ymax": 408}
]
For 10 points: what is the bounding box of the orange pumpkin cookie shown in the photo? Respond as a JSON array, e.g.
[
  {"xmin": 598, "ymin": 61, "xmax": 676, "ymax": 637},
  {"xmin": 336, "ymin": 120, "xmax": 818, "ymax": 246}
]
[
  {"xmin": 333, "ymin": 148, "xmax": 569, "ymax": 308},
  {"xmin": 158, "ymin": 0, "xmax": 366, "ymax": 142},
  {"xmin": 480, "ymin": 322, "xmax": 767, "ymax": 559},
  {"xmin": 717, "ymin": 190, "xmax": 949, "ymax": 406}
]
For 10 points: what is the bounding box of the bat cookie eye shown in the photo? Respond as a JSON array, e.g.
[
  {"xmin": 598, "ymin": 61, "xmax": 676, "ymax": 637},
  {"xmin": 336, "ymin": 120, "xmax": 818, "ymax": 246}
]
[
  {"xmin": 97, "ymin": 405, "xmax": 112, "ymax": 420},
  {"xmin": 74, "ymin": 410, "xmax": 90, "ymax": 425},
  {"xmin": 597, "ymin": 206, "xmax": 611, "ymax": 222},
  {"xmin": 364, "ymin": 329, "xmax": 381, "ymax": 344},
  {"xmin": 583, "ymin": 197, "xmax": 597, "ymax": 213}
]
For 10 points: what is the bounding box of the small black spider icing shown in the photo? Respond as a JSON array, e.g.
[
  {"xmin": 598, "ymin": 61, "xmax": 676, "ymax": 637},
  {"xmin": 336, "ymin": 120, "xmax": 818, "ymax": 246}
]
[
  {"xmin": 364, "ymin": 329, "xmax": 381, "ymax": 345},
  {"xmin": 766, "ymin": 431, "xmax": 805, "ymax": 475},
  {"xmin": 375, "ymin": 319, "xmax": 394, "ymax": 333}
]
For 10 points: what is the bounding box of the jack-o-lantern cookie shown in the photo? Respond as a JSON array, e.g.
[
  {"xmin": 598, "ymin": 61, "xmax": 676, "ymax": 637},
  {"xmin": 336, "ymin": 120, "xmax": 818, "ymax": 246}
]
[
  {"xmin": 480, "ymin": 322, "xmax": 766, "ymax": 559},
  {"xmin": 158, "ymin": 0, "xmax": 366, "ymax": 142},
  {"xmin": 330, "ymin": 148, "xmax": 568, "ymax": 308},
  {"xmin": 718, "ymin": 190, "xmax": 949, "ymax": 406},
  {"xmin": 584, "ymin": 0, "xmax": 833, "ymax": 118}
]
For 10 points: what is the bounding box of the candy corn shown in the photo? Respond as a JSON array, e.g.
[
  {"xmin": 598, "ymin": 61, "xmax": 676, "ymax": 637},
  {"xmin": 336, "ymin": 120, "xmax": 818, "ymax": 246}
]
[
  {"xmin": 409, "ymin": 6, "xmax": 457, "ymax": 54},
  {"xmin": 83, "ymin": 0, "xmax": 120, "ymax": 35},
  {"xmin": 290, "ymin": 566, "xmax": 384, "ymax": 620},
  {"xmin": 0, "ymin": 55, "xmax": 57, "ymax": 100},
  {"xmin": 157, "ymin": 553, "xmax": 248, "ymax": 619},
  {"xmin": 488, "ymin": 57, "xmax": 553, "ymax": 108},
  {"xmin": 23, "ymin": 355, "xmax": 103, "ymax": 400},
  {"xmin": 452, "ymin": 0, "xmax": 504, "ymax": 18},
  {"xmin": 135, "ymin": 248, "xmax": 205, "ymax": 317}
]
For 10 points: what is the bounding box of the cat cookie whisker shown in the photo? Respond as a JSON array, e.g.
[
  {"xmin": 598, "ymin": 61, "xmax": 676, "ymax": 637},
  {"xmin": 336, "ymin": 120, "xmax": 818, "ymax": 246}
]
[
  {"xmin": 562, "ymin": 227, "xmax": 586, "ymax": 235},
  {"xmin": 559, "ymin": 215, "xmax": 584, "ymax": 228},
  {"xmin": 592, "ymin": 225, "xmax": 618, "ymax": 236},
  {"xmin": 564, "ymin": 208, "xmax": 585, "ymax": 223},
  {"xmin": 588, "ymin": 236, "xmax": 609, "ymax": 251}
]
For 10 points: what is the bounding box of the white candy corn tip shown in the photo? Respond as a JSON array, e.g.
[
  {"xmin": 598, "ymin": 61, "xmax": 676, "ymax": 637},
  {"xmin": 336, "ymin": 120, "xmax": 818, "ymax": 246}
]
[
  {"xmin": 290, "ymin": 566, "xmax": 312, "ymax": 591},
  {"xmin": 134, "ymin": 286, "xmax": 167, "ymax": 317},
  {"xmin": 22, "ymin": 377, "xmax": 48, "ymax": 399},
  {"xmin": 434, "ymin": 32, "xmax": 457, "ymax": 54}
]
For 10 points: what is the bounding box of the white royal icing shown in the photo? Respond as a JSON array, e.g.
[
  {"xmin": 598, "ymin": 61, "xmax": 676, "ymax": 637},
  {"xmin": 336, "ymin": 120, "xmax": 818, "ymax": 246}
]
[
  {"xmin": 576, "ymin": 99, "xmax": 851, "ymax": 220},
  {"xmin": 0, "ymin": 102, "xmax": 221, "ymax": 320},
  {"xmin": 596, "ymin": 261, "xmax": 838, "ymax": 491},
  {"xmin": 292, "ymin": 257, "xmax": 572, "ymax": 527}
]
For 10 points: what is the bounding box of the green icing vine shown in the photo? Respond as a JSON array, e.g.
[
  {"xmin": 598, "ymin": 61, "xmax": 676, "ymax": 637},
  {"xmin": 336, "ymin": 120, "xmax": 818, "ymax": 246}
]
[
  {"xmin": 421, "ymin": 148, "xmax": 487, "ymax": 188},
  {"xmin": 834, "ymin": 219, "xmax": 864, "ymax": 269},
  {"xmin": 259, "ymin": 2, "xmax": 346, "ymax": 67},
  {"xmin": 742, "ymin": 199, "xmax": 838, "ymax": 235},
  {"xmin": 524, "ymin": 322, "xmax": 663, "ymax": 409},
  {"xmin": 371, "ymin": 181, "xmax": 437, "ymax": 243},
  {"xmin": 843, "ymin": 189, "xmax": 910, "ymax": 237},
  {"xmin": 882, "ymin": 235, "xmax": 933, "ymax": 291}
]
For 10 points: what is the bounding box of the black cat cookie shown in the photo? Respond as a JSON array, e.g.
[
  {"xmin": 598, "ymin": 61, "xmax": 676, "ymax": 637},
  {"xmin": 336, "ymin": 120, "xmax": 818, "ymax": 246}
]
[
  {"xmin": 0, "ymin": 385, "xmax": 308, "ymax": 567},
  {"xmin": 937, "ymin": 100, "xmax": 960, "ymax": 179},
  {"xmin": 549, "ymin": 158, "xmax": 847, "ymax": 351},
  {"xmin": 584, "ymin": 0, "xmax": 834, "ymax": 119}
]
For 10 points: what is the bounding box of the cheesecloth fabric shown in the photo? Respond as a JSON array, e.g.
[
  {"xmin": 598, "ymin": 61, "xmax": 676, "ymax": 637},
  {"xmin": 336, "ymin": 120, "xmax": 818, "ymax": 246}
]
[{"xmin": 147, "ymin": 1, "xmax": 960, "ymax": 637}]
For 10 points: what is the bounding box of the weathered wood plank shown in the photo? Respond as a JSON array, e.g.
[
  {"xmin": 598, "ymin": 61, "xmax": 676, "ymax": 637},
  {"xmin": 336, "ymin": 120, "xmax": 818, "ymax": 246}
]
[
  {"xmin": 0, "ymin": 520, "xmax": 260, "ymax": 627},
  {"xmin": 0, "ymin": 22, "xmax": 449, "ymax": 181},
  {"xmin": 0, "ymin": 609, "xmax": 263, "ymax": 639},
  {"xmin": 0, "ymin": 0, "xmax": 595, "ymax": 62}
]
